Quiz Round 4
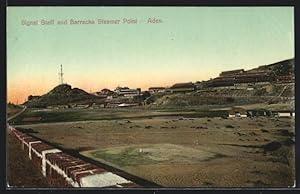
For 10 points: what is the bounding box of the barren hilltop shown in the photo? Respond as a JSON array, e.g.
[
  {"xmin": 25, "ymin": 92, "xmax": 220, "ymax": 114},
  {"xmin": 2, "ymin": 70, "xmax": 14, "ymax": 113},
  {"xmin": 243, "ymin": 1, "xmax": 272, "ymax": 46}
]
[{"xmin": 24, "ymin": 84, "xmax": 102, "ymax": 108}]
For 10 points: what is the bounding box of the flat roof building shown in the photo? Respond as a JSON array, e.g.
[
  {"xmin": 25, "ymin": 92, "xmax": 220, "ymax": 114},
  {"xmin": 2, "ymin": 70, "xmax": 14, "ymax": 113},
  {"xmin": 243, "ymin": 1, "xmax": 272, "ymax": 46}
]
[{"xmin": 169, "ymin": 82, "xmax": 196, "ymax": 93}]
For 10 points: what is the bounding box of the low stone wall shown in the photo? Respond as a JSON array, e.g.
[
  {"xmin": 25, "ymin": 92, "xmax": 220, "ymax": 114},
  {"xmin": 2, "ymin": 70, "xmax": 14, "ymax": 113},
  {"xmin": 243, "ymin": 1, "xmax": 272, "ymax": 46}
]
[{"xmin": 8, "ymin": 126, "xmax": 140, "ymax": 188}]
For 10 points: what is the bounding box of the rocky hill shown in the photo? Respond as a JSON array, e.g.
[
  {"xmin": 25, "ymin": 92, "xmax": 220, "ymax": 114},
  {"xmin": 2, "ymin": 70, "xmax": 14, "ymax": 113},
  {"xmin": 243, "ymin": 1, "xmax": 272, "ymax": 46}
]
[
  {"xmin": 149, "ymin": 58, "xmax": 294, "ymax": 108},
  {"xmin": 256, "ymin": 58, "xmax": 294, "ymax": 76},
  {"xmin": 24, "ymin": 84, "xmax": 100, "ymax": 108}
]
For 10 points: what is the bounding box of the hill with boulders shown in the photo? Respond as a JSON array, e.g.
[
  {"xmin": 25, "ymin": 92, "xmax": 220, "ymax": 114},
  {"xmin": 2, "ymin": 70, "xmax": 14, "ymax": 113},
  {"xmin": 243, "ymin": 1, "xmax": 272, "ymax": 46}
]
[
  {"xmin": 256, "ymin": 58, "xmax": 294, "ymax": 76},
  {"xmin": 24, "ymin": 84, "xmax": 101, "ymax": 108}
]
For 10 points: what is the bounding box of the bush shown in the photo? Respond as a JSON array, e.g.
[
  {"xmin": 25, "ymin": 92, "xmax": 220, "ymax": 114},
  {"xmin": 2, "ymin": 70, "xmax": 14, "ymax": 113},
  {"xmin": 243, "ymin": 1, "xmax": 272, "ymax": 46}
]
[
  {"xmin": 226, "ymin": 97, "xmax": 235, "ymax": 103},
  {"xmin": 262, "ymin": 141, "xmax": 281, "ymax": 152}
]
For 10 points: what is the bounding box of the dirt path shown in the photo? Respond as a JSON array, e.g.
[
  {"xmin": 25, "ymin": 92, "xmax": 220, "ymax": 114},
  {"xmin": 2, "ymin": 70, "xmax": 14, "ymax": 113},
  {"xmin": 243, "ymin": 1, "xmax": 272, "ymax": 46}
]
[{"xmin": 8, "ymin": 106, "xmax": 27, "ymax": 121}]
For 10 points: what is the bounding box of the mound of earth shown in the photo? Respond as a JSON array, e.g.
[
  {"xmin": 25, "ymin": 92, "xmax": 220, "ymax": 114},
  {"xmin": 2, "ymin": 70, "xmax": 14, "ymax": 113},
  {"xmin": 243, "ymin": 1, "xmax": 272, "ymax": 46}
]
[
  {"xmin": 151, "ymin": 93, "xmax": 272, "ymax": 108},
  {"xmin": 256, "ymin": 58, "xmax": 294, "ymax": 76},
  {"xmin": 24, "ymin": 84, "xmax": 99, "ymax": 108}
]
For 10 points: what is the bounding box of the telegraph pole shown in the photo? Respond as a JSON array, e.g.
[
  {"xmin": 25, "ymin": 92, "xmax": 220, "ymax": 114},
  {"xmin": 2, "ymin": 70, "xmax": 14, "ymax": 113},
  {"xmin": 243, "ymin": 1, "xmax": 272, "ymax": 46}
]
[{"xmin": 59, "ymin": 64, "xmax": 64, "ymax": 85}]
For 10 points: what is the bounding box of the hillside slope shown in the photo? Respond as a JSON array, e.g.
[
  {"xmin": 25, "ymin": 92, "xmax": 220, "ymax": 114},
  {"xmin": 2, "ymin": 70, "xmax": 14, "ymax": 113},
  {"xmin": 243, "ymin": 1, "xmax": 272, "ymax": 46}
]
[
  {"xmin": 256, "ymin": 58, "xmax": 294, "ymax": 76},
  {"xmin": 24, "ymin": 84, "xmax": 100, "ymax": 108}
]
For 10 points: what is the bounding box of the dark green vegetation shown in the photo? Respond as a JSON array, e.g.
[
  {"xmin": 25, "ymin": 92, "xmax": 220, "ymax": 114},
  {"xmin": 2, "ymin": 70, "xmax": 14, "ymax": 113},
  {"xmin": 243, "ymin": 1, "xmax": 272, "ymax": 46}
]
[
  {"xmin": 91, "ymin": 148, "xmax": 160, "ymax": 166},
  {"xmin": 87, "ymin": 144, "xmax": 224, "ymax": 167}
]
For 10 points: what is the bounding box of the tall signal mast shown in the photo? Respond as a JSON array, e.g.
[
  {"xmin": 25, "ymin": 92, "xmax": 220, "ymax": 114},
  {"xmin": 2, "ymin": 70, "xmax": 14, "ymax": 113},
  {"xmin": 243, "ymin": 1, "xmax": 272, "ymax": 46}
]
[{"xmin": 59, "ymin": 64, "xmax": 64, "ymax": 85}]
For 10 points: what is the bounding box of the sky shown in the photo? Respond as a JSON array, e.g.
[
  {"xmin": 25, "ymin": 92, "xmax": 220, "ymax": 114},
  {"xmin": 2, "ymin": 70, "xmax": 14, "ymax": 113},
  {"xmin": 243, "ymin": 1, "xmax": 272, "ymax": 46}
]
[{"xmin": 7, "ymin": 7, "xmax": 294, "ymax": 104}]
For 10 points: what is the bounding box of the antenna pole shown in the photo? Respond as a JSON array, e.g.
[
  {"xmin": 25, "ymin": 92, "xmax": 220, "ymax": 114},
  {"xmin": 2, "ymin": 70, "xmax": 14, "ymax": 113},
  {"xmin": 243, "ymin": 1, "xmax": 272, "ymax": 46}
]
[{"xmin": 59, "ymin": 64, "xmax": 64, "ymax": 85}]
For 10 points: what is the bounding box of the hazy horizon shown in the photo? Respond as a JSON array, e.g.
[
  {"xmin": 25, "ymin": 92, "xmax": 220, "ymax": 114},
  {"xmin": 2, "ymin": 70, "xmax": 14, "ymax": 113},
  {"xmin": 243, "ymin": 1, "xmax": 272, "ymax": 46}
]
[{"xmin": 7, "ymin": 7, "xmax": 294, "ymax": 104}]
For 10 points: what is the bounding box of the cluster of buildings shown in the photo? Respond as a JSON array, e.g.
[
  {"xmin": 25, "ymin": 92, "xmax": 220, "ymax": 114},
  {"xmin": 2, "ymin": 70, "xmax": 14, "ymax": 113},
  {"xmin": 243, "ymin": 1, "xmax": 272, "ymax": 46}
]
[
  {"xmin": 94, "ymin": 87, "xmax": 141, "ymax": 98},
  {"xmin": 94, "ymin": 83, "xmax": 199, "ymax": 100},
  {"xmin": 96, "ymin": 83, "xmax": 197, "ymax": 98},
  {"xmin": 91, "ymin": 87, "xmax": 143, "ymax": 108},
  {"xmin": 114, "ymin": 87, "xmax": 141, "ymax": 97},
  {"xmin": 203, "ymin": 67, "xmax": 294, "ymax": 88},
  {"xmin": 227, "ymin": 107, "xmax": 295, "ymax": 118},
  {"xmin": 91, "ymin": 62, "xmax": 295, "ymax": 107},
  {"xmin": 147, "ymin": 61, "xmax": 294, "ymax": 94},
  {"xmin": 149, "ymin": 82, "xmax": 196, "ymax": 94}
]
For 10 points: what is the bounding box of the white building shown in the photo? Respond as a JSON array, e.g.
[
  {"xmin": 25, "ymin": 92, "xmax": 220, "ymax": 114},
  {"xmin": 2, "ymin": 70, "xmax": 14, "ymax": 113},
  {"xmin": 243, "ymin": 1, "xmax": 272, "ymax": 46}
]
[
  {"xmin": 228, "ymin": 107, "xmax": 248, "ymax": 118},
  {"xmin": 114, "ymin": 87, "xmax": 141, "ymax": 97},
  {"xmin": 148, "ymin": 87, "xmax": 166, "ymax": 93},
  {"xmin": 276, "ymin": 111, "xmax": 294, "ymax": 117}
]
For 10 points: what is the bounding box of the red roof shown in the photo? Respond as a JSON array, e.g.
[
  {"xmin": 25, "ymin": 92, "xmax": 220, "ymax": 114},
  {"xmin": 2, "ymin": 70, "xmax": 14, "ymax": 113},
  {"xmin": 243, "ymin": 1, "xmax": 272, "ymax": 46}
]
[
  {"xmin": 101, "ymin": 88, "xmax": 112, "ymax": 92},
  {"xmin": 220, "ymin": 69, "xmax": 244, "ymax": 76},
  {"xmin": 170, "ymin": 82, "xmax": 195, "ymax": 89},
  {"xmin": 149, "ymin": 87, "xmax": 165, "ymax": 90}
]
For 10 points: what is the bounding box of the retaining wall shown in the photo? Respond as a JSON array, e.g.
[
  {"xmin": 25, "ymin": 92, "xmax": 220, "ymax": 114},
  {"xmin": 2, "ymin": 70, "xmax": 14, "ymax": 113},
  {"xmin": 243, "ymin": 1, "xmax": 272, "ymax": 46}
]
[{"xmin": 8, "ymin": 126, "xmax": 140, "ymax": 188}]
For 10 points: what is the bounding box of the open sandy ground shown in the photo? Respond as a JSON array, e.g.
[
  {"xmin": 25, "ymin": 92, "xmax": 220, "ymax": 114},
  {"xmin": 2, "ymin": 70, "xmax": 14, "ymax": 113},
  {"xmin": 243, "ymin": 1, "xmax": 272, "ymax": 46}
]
[{"xmin": 16, "ymin": 115, "xmax": 295, "ymax": 187}]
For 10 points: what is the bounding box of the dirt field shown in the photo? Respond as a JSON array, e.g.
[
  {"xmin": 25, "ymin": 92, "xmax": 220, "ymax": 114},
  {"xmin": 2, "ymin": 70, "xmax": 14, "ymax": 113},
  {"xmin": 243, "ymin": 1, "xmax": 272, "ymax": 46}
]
[
  {"xmin": 16, "ymin": 112, "xmax": 295, "ymax": 187},
  {"xmin": 7, "ymin": 131, "xmax": 50, "ymax": 188}
]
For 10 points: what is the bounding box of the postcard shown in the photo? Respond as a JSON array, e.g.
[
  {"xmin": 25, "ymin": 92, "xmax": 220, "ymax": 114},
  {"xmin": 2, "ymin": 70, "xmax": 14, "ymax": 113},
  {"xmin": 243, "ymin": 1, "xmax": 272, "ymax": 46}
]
[{"xmin": 7, "ymin": 6, "xmax": 295, "ymax": 188}]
